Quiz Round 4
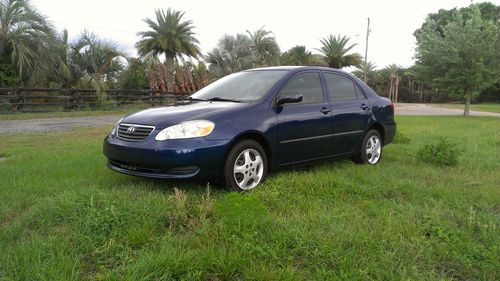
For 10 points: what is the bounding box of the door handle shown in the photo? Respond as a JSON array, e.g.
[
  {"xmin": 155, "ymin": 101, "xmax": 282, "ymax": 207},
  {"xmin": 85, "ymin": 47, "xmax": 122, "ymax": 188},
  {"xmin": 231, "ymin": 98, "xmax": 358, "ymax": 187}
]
[
  {"xmin": 320, "ymin": 107, "xmax": 332, "ymax": 114},
  {"xmin": 360, "ymin": 103, "xmax": 370, "ymax": 110}
]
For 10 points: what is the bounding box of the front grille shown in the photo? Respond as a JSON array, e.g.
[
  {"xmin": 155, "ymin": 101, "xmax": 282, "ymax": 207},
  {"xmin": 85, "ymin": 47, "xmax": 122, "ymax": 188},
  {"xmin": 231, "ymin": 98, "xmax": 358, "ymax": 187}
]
[{"xmin": 117, "ymin": 123, "xmax": 155, "ymax": 141}]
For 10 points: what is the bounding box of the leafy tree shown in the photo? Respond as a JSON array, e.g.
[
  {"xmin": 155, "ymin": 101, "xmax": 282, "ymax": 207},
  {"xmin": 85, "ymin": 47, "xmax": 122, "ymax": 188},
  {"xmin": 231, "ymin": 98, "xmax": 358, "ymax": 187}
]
[
  {"xmin": 281, "ymin": 45, "xmax": 312, "ymax": 66},
  {"xmin": 0, "ymin": 0, "xmax": 65, "ymax": 86},
  {"xmin": 136, "ymin": 8, "xmax": 201, "ymax": 92},
  {"xmin": 414, "ymin": 5, "xmax": 499, "ymax": 115},
  {"xmin": 247, "ymin": 27, "xmax": 280, "ymax": 66},
  {"xmin": 205, "ymin": 33, "xmax": 254, "ymax": 77},
  {"xmin": 317, "ymin": 35, "xmax": 362, "ymax": 69},
  {"xmin": 118, "ymin": 58, "xmax": 148, "ymax": 90},
  {"xmin": 415, "ymin": 2, "xmax": 499, "ymax": 40}
]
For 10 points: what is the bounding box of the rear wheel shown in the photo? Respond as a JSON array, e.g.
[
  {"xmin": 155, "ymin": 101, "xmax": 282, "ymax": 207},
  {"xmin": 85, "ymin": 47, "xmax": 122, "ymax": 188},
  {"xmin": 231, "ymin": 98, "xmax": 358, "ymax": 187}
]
[
  {"xmin": 353, "ymin": 130, "xmax": 382, "ymax": 165},
  {"xmin": 223, "ymin": 140, "xmax": 268, "ymax": 191}
]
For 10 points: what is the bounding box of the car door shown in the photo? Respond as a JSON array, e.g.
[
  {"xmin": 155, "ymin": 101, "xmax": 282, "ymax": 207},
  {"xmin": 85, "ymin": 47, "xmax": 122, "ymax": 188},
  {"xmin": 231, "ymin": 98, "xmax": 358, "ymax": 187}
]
[
  {"xmin": 276, "ymin": 71, "xmax": 333, "ymax": 164},
  {"xmin": 323, "ymin": 72, "xmax": 371, "ymax": 155}
]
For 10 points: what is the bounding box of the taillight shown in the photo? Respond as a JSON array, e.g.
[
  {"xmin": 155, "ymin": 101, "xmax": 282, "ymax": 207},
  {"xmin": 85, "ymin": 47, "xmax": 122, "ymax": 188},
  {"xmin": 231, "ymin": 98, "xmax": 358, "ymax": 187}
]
[{"xmin": 389, "ymin": 103, "xmax": 395, "ymax": 112}]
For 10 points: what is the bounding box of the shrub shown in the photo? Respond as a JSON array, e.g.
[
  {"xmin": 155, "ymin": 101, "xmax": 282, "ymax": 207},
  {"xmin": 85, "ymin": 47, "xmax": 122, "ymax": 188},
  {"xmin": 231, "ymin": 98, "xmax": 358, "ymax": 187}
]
[
  {"xmin": 393, "ymin": 131, "xmax": 410, "ymax": 144},
  {"xmin": 417, "ymin": 137, "xmax": 462, "ymax": 166}
]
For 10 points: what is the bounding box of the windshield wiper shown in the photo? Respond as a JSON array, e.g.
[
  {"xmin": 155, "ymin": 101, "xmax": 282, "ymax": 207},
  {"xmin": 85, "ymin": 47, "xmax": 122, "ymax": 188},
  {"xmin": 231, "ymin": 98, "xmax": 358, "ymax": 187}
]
[
  {"xmin": 184, "ymin": 97, "xmax": 208, "ymax": 102},
  {"xmin": 207, "ymin": 97, "xmax": 242, "ymax": 103}
]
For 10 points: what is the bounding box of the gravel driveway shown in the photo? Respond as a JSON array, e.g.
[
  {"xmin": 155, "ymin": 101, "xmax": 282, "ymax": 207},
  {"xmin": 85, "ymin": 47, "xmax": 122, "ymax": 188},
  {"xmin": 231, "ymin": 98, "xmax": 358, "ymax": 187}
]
[
  {"xmin": 396, "ymin": 103, "xmax": 500, "ymax": 117},
  {"xmin": 0, "ymin": 104, "xmax": 499, "ymax": 135},
  {"xmin": 0, "ymin": 115, "xmax": 122, "ymax": 134}
]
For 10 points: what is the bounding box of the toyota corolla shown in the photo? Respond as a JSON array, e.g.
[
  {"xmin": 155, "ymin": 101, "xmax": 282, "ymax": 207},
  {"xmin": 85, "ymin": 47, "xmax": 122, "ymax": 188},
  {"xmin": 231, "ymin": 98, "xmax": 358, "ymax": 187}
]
[{"xmin": 103, "ymin": 66, "xmax": 396, "ymax": 190}]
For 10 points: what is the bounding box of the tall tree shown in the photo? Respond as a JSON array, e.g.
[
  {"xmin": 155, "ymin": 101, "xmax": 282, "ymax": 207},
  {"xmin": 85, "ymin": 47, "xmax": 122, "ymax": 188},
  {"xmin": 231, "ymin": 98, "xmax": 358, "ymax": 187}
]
[
  {"xmin": 136, "ymin": 8, "xmax": 201, "ymax": 92},
  {"xmin": 414, "ymin": 5, "xmax": 499, "ymax": 115},
  {"xmin": 281, "ymin": 45, "xmax": 312, "ymax": 66},
  {"xmin": 0, "ymin": 0, "xmax": 64, "ymax": 85},
  {"xmin": 205, "ymin": 34, "xmax": 254, "ymax": 77},
  {"xmin": 247, "ymin": 27, "xmax": 280, "ymax": 66},
  {"xmin": 317, "ymin": 35, "xmax": 362, "ymax": 69}
]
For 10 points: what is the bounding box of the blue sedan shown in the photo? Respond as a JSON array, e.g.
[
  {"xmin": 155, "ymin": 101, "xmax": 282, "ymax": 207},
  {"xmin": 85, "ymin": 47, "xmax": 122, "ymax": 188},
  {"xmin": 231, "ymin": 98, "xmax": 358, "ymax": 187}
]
[{"xmin": 103, "ymin": 66, "xmax": 396, "ymax": 190}]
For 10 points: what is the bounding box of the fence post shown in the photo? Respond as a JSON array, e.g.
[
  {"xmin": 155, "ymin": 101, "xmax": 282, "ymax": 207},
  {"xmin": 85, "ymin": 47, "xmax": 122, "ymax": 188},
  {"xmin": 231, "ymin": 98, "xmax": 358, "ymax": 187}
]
[
  {"xmin": 149, "ymin": 90, "xmax": 154, "ymax": 107},
  {"xmin": 16, "ymin": 89, "xmax": 22, "ymax": 112}
]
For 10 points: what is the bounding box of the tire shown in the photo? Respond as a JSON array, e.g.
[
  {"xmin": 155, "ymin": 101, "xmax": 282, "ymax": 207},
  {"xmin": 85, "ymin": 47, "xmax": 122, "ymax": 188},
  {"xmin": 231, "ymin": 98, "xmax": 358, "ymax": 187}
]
[
  {"xmin": 223, "ymin": 139, "xmax": 268, "ymax": 191},
  {"xmin": 353, "ymin": 130, "xmax": 383, "ymax": 165}
]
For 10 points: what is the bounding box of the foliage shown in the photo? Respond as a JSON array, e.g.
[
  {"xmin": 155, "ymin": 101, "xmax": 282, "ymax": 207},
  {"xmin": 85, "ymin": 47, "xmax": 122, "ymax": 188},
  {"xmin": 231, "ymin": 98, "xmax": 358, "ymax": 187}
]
[
  {"xmin": 417, "ymin": 137, "xmax": 462, "ymax": 166},
  {"xmin": 206, "ymin": 27, "xmax": 280, "ymax": 78},
  {"xmin": 136, "ymin": 8, "xmax": 200, "ymax": 91},
  {"xmin": 280, "ymin": 45, "xmax": 312, "ymax": 66},
  {"xmin": 414, "ymin": 4, "xmax": 500, "ymax": 115},
  {"xmin": 118, "ymin": 58, "xmax": 148, "ymax": 90},
  {"xmin": 69, "ymin": 31, "xmax": 125, "ymax": 104},
  {"xmin": 415, "ymin": 2, "xmax": 500, "ymax": 39},
  {"xmin": 317, "ymin": 34, "xmax": 362, "ymax": 69},
  {"xmin": 191, "ymin": 62, "xmax": 214, "ymax": 89},
  {"xmin": 247, "ymin": 27, "xmax": 280, "ymax": 66},
  {"xmin": 352, "ymin": 60, "xmax": 377, "ymax": 83},
  {"xmin": 393, "ymin": 131, "xmax": 410, "ymax": 144},
  {"xmin": 0, "ymin": 58, "xmax": 18, "ymax": 86},
  {"xmin": 0, "ymin": 0, "xmax": 67, "ymax": 86},
  {"xmin": 205, "ymin": 33, "xmax": 254, "ymax": 77}
]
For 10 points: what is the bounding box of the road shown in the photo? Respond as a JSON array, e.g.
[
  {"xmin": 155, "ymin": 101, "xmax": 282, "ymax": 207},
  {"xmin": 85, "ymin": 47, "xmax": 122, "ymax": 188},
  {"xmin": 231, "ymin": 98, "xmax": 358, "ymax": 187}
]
[{"xmin": 0, "ymin": 103, "xmax": 499, "ymax": 134}]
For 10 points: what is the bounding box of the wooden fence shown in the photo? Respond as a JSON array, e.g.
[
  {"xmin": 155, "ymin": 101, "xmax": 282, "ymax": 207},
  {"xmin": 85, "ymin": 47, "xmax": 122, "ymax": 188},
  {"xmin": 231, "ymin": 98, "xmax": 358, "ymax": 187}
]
[{"xmin": 0, "ymin": 88, "xmax": 191, "ymax": 113}]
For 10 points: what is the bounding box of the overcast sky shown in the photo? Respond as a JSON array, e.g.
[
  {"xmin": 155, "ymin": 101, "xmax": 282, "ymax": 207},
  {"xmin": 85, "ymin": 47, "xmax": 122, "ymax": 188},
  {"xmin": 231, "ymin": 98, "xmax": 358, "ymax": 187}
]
[{"xmin": 33, "ymin": 0, "xmax": 499, "ymax": 69}]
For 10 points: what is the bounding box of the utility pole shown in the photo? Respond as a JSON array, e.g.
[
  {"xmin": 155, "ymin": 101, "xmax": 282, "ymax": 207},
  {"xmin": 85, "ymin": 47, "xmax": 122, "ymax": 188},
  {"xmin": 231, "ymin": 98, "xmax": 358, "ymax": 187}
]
[{"xmin": 363, "ymin": 17, "xmax": 370, "ymax": 83}]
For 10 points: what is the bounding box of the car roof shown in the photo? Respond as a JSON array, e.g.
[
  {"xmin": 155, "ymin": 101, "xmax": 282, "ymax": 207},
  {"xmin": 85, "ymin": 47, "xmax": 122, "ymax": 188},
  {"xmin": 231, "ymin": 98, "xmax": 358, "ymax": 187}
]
[{"xmin": 245, "ymin": 65, "xmax": 348, "ymax": 74}]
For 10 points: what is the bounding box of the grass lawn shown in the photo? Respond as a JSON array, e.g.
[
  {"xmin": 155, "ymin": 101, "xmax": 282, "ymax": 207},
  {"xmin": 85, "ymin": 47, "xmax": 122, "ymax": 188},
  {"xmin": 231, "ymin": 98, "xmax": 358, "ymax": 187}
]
[
  {"xmin": 430, "ymin": 103, "xmax": 500, "ymax": 113},
  {"xmin": 1, "ymin": 116, "xmax": 499, "ymax": 280}
]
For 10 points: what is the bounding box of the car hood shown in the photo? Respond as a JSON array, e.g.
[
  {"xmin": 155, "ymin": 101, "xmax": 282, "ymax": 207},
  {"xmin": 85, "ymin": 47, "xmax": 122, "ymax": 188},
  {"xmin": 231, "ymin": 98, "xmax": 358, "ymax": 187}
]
[{"xmin": 122, "ymin": 101, "xmax": 244, "ymax": 128}]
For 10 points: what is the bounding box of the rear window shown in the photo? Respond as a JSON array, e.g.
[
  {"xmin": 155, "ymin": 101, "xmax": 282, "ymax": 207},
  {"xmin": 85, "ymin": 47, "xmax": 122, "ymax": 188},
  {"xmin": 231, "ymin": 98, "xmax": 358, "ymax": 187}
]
[{"xmin": 324, "ymin": 73, "xmax": 358, "ymax": 102}]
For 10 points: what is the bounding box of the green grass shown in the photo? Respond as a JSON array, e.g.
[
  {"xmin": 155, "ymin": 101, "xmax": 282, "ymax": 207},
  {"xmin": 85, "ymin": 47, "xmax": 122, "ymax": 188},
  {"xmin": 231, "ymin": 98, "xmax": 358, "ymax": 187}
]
[
  {"xmin": 430, "ymin": 103, "xmax": 500, "ymax": 113},
  {"xmin": 1, "ymin": 116, "xmax": 499, "ymax": 280}
]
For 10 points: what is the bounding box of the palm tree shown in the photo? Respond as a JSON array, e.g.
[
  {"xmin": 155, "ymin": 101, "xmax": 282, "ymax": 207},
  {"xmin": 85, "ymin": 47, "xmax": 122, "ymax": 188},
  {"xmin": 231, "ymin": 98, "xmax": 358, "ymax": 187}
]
[
  {"xmin": 353, "ymin": 60, "xmax": 377, "ymax": 84},
  {"xmin": 247, "ymin": 27, "xmax": 280, "ymax": 66},
  {"xmin": 136, "ymin": 8, "xmax": 200, "ymax": 92},
  {"xmin": 317, "ymin": 35, "xmax": 362, "ymax": 69},
  {"xmin": 281, "ymin": 45, "xmax": 312, "ymax": 65},
  {"xmin": 0, "ymin": 0, "xmax": 63, "ymax": 85},
  {"xmin": 205, "ymin": 34, "xmax": 254, "ymax": 77},
  {"xmin": 70, "ymin": 31, "xmax": 125, "ymax": 102}
]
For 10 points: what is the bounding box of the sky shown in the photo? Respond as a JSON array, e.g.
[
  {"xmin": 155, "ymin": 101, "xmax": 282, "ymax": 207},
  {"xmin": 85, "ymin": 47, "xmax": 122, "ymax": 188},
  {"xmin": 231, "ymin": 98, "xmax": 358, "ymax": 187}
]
[{"xmin": 33, "ymin": 0, "xmax": 499, "ymax": 69}]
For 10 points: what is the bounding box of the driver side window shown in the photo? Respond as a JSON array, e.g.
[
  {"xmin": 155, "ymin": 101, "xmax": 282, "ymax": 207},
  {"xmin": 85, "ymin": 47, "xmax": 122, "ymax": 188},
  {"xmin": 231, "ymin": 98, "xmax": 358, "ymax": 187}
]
[{"xmin": 279, "ymin": 72, "xmax": 324, "ymax": 104}]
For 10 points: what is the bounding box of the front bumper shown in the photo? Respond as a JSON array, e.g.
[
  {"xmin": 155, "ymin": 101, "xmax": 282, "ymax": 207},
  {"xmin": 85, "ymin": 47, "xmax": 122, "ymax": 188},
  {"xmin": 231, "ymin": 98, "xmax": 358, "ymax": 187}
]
[{"xmin": 103, "ymin": 134, "xmax": 231, "ymax": 180}]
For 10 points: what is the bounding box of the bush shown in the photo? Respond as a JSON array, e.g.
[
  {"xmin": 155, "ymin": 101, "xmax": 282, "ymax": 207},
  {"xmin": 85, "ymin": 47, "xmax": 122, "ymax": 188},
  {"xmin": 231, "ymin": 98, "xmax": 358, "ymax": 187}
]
[
  {"xmin": 417, "ymin": 137, "xmax": 462, "ymax": 166},
  {"xmin": 393, "ymin": 131, "xmax": 410, "ymax": 144}
]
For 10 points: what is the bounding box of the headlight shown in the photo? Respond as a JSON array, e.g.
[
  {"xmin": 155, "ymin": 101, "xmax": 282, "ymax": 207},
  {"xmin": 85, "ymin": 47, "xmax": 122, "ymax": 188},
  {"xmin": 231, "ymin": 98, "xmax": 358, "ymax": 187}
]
[
  {"xmin": 155, "ymin": 120, "xmax": 215, "ymax": 141},
  {"xmin": 110, "ymin": 117, "xmax": 124, "ymax": 136}
]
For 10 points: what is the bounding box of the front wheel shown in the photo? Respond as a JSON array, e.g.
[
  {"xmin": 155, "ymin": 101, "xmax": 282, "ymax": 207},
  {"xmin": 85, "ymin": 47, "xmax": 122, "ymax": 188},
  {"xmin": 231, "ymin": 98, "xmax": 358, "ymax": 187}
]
[
  {"xmin": 353, "ymin": 130, "xmax": 382, "ymax": 165},
  {"xmin": 223, "ymin": 140, "xmax": 268, "ymax": 191}
]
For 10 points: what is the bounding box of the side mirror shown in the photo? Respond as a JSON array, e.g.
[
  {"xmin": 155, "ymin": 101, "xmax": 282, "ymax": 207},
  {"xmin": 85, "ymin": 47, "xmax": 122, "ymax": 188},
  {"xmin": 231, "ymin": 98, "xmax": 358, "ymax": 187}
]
[{"xmin": 276, "ymin": 94, "xmax": 303, "ymax": 105}]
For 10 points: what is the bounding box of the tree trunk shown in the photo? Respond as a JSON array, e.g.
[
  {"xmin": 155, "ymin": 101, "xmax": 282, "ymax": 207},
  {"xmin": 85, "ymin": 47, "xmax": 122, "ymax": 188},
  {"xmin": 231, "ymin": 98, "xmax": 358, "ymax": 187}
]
[
  {"xmin": 164, "ymin": 53, "xmax": 175, "ymax": 93},
  {"xmin": 464, "ymin": 91, "xmax": 471, "ymax": 116}
]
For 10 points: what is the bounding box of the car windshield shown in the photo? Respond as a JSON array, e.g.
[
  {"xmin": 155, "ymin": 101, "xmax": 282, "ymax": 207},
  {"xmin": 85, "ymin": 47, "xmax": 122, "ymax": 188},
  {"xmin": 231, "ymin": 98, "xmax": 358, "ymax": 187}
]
[{"xmin": 189, "ymin": 70, "xmax": 288, "ymax": 102}]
